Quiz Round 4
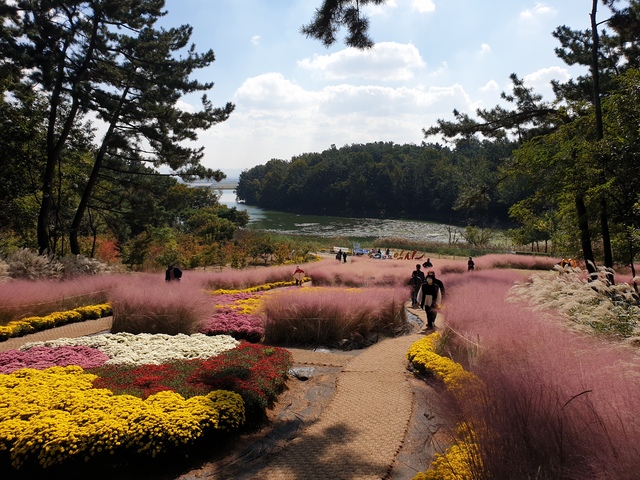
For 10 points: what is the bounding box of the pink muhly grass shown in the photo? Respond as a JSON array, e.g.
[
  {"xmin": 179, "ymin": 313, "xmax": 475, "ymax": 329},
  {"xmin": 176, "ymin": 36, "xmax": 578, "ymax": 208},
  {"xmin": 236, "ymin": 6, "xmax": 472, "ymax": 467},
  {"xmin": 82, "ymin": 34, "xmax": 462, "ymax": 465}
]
[
  {"xmin": 191, "ymin": 263, "xmax": 314, "ymax": 290},
  {"xmin": 477, "ymin": 253, "xmax": 560, "ymax": 271},
  {"xmin": 261, "ymin": 286, "xmax": 408, "ymax": 346},
  {"xmin": 110, "ymin": 277, "xmax": 213, "ymax": 335},
  {"xmin": 199, "ymin": 309, "xmax": 264, "ymax": 343},
  {"xmin": 0, "ymin": 275, "xmax": 117, "ymax": 325},
  {"xmin": 0, "ymin": 346, "xmax": 109, "ymax": 373},
  {"xmin": 439, "ymin": 269, "xmax": 640, "ymax": 479},
  {"xmin": 306, "ymin": 257, "xmax": 417, "ymax": 287}
]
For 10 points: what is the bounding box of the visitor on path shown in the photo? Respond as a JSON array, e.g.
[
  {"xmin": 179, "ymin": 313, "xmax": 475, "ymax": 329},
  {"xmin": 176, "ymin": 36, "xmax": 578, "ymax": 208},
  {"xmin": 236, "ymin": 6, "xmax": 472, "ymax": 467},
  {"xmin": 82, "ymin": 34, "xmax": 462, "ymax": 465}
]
[
  {"xmin": 293, "ymin": 266, "xmax": 305, "ymax": 285},
  {"xmin": 336, "ymin": 249, "xmax": 342, "ymax": 261},
  {"xmin": 418, "ymin": 271, "xmax": 442, "ymax": 329},
  {"xmin": 422, "ymin": 258, "xmax": 433, "ymax": 268},
  {"xmin": 165, "ymin": 265, "xmax": 182, "ymax": 282},
  {"xmin": 409, "ymin": 271, "xmax": 421, "ymax": 307},
  {"xmin": 342, "ymin": 251, "xmax": 347, "ymax": 263},
  {"xmin": 413, "ymin": 263, "xmax": 425, "ymax": 283},
  {"xmin": 468, "ymin": 256, "xmax": 475, "ymax": 271},
  {"xmin": 428, "ymin": 270, "xmax": 445, "ymax": 298}
]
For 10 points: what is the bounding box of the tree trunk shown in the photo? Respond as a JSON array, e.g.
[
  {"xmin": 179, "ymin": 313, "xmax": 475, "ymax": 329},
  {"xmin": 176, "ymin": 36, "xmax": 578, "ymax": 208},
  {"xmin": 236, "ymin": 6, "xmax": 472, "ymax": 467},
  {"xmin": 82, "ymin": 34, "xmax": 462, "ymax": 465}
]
[
  {"xmin": 70, "ymin": 83, "xmax": 130, "ymax": 255},
  {"xmin": 590, "ymin": 0, "xmax": 614, "ymax": 275},
  {"xmin": 37, "ymin": 12, "xmax": 102, "ymax": 254},
  {"xmin": 576, "ymin": 193, "xmax": 596, "ymax": 274}
]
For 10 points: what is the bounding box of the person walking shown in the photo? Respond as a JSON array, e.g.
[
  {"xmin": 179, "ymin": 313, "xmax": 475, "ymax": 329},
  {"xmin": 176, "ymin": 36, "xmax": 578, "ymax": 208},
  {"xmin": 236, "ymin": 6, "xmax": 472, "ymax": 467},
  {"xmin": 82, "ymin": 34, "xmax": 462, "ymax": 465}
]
[
  {"xmin": 418, "ymin": 271, "xmax": 442, "ymax": 329},
  {"xmin": 468, "ymin": 256, "xmax": 475, "ymax": 271},
  {"xmin": 293, "ymin": 266, "xmax": 305, "ymax": 285},
  {"xmin": 413, "ymin": 264, "xmax": 425, "ymax": 282},
  {"xmin": 342, "ymin": 251, "xmax": 347, "ymax": 263},
  {"xmin": 409, "ymin": 271, "xmax": 421, "ymax": 308},
  {"xmin": 165, "ymin": 264, "xmax": 182, "ymax": 282},
  {"xmin": 428, "ymin": 270, "xmax": 445, "ymax": 298}
]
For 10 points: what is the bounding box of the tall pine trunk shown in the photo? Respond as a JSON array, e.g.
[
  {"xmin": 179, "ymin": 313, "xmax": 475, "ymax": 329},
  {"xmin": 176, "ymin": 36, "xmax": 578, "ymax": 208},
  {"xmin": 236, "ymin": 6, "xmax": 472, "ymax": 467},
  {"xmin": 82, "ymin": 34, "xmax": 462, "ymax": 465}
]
[
  {"xmin": 590, "ymin": 0, "xmax": 614, "ymax": 275},
  {"xmin": 576, "ymin": 193, "xmax": 596, "ymax": 275}
]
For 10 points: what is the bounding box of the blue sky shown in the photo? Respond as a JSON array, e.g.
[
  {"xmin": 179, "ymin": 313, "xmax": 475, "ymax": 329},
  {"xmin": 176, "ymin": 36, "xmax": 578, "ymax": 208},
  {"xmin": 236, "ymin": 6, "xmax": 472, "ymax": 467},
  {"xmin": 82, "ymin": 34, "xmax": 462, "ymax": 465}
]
[{"xmin": 159, "ymin": 0, "xmax": 600, "ymax": 176}]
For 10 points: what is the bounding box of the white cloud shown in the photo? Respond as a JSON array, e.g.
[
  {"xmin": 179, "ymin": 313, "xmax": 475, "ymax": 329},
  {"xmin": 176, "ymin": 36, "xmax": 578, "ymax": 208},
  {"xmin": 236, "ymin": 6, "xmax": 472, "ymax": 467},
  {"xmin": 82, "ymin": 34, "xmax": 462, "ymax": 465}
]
[
  {"xmin": 201, "ymin": 72, "xmax": 481, "ymax": 169},
  {"xmin": 234, "ymin": 72, "xmax": 318, "ymax": 110},
  {"xmin": 366, "ymin": 0, "xmax": 398, "ymax": 15},
  {"xmin": 523, "ymin": 66, "xmax": 571, "ymax": 88},
  {"xmin": 520, "ymin": 3, "xmax": 555, "ymax": 20},
  {"xmin": 297, "ymin": 42, "xmax": 426, "ymax": 82},
  {"xmin": 479, "ymin": 43, "xmax": 491, "ymax": 56},
  {"xmin": 176, "ymin": 99, "xmax": 196, "ymax": 113},
  {"xmin": 251, "ymin": 35, "xmax": 261, "ymax": 46},
  {"xmin": 412, "ymin": 0, "xmax": 435, "ymax": 14},
  {"xmin": 480, "ymin": 80, "xmax": 499, "ymax": 92}
]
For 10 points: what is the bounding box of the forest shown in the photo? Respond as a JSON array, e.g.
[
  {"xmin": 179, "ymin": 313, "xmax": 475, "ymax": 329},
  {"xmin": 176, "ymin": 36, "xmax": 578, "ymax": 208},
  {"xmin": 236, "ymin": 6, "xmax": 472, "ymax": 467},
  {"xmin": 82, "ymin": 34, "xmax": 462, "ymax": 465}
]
[
  {"xmin": 0, "ymin": 0, "xmax": 251, "ymax": 270},
  {"xmin": 235, "ymin": 139, "xmax": 519, "ymax": 226}
]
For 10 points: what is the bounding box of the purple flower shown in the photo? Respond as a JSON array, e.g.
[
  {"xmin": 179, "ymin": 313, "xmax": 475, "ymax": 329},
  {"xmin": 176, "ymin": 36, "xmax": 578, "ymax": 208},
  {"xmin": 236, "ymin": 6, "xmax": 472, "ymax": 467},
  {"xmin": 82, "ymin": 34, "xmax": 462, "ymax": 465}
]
[{"xmin": 0, "ymin": 346, "xmax": 109, "ymax": 373}]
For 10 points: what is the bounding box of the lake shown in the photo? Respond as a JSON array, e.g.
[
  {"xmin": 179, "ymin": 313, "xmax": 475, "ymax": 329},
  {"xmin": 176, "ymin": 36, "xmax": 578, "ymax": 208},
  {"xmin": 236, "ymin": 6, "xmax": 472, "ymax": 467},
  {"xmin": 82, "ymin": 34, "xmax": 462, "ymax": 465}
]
[{"xmin": 218, "ymin": 190, "xmax": 457, "ymax": 243}]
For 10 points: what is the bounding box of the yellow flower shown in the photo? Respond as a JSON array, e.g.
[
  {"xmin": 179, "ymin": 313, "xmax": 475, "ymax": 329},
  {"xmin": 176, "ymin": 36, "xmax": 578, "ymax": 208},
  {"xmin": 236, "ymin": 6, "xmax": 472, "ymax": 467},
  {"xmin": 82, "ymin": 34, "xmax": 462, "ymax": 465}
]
[
  {"xmin": 0, "ymin": 366, "xmax": 244, "ymax": 468},
  {"xmin": 407, "ymin": 333, "xmax": 485, "ymax": 480}
]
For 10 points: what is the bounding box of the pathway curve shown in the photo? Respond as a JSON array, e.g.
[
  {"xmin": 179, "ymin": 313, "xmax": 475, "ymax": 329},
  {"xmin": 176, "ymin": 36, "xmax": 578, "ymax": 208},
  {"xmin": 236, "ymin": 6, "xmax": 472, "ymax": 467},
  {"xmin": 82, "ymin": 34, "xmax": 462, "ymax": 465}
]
[{"xmin": 250, "ymin": 332, "xmax": 424, "ymax": 480}]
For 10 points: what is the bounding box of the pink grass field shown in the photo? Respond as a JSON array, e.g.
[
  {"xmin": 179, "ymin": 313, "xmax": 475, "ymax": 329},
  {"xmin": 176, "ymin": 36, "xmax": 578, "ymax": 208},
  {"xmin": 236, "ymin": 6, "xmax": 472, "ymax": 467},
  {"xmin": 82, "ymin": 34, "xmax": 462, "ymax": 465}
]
[
  {"xmin": 261, "ymin": 285, "xmax": 408, "ymax": 345},
  {"xmin": 188, "ymin": 263, "xmax": 315, "ymax": 290},
  {"xmin": 441, "ymin": 269, "xmax": 640, "ymax": 479},
  {"xmin": 109, "ymin": 276, "xmax": 214, "ymax": 335},
  {"xmin": 0, "ymin": 275, "xmax": 116, "ymax": 324},
  {"xmin": 1, "ymin": 252, "xmax": 639, "ymax": 477}
]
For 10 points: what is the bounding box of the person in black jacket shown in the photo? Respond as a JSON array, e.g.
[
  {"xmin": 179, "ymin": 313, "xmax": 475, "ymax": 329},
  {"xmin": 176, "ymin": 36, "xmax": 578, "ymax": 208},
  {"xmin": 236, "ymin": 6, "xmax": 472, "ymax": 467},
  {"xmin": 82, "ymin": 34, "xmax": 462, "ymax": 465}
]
[
  {"xmin": 427, "ymin": 270, "xmax": 445, "ymax": 298},
  {"xmin": 165, "ymin": 265, "xmax": 182, "ymax": 282},
  {"xmin": 418, "ymin": 272, "xmax": 442, "ymax": 329},
  {"xmin": 409, "ymin": 271, "xmax": 421, "ymax": 307},
  {"xmin": 468, "ymin": 256, "xmax": 475, "ymax": 271},
  {"xmin": 413, "ymin": 264, "xmax": 425, "ymax": 282}
]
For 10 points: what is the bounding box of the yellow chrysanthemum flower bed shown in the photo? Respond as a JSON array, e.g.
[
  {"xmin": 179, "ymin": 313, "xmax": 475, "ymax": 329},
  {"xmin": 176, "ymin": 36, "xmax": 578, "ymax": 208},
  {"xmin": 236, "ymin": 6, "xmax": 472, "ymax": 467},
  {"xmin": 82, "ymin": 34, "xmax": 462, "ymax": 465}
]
[
  {"xmin": 407, "ymin": 333, "xmax": 484, "ymax": 480},
  {"xmin": 209, "ymin": 278, "xmax": 310, "ymax": 296},
  {"xmin": 0, "ymin": 303, "xmax": 113, "ymax": 342},
  {"xmin": 226, "ymin": 296, "xmax": 266, "ymax": 314},
  {"xmin": 0, "ymin": 366, "xmax": 245, "ymax": 469}
]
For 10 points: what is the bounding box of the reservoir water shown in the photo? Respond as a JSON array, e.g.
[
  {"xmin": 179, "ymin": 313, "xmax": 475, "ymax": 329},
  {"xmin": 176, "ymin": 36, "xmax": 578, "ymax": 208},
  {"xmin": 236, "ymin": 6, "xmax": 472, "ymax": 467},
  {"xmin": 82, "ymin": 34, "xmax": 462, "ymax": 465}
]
[{"xmin": 217, "ymin": 190, "xmax": 457, "ymax": 243}]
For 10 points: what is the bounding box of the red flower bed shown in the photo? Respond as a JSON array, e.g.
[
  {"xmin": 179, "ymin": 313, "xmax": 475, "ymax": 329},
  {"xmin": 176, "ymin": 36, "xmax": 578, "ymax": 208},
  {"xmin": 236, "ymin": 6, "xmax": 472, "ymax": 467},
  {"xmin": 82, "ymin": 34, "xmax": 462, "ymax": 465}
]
[
  {"xmin": 89, "ymin": 343, "xmax": 292, "ymax": 419},
  {"xmin": 188, "ymin": 343, "xmax": 292, "ymax": 418}
]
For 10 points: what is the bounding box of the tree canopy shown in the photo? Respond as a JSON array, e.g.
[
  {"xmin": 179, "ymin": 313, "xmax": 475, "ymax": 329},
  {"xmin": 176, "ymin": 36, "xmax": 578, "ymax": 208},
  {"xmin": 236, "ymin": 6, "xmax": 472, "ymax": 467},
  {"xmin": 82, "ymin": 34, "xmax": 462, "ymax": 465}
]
[
  {"xmin": 1, "ymin": 0, "xmax": 235, "ymax": 259},
  {"xmin": 0, "ymin": 0, "xmax": 244, "ymax": 268}
]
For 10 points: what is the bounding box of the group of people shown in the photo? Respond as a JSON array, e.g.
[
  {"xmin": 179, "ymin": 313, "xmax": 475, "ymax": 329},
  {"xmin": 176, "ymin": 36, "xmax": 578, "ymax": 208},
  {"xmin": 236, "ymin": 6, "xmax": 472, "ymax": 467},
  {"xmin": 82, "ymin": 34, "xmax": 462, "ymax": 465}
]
[
  {"xmin": 335, "ymin": 249, "xmax": 348, "ymax": 263},
  {"xmin": 409, "ymin": 262, "xmax": 445, "ymax": 330}
]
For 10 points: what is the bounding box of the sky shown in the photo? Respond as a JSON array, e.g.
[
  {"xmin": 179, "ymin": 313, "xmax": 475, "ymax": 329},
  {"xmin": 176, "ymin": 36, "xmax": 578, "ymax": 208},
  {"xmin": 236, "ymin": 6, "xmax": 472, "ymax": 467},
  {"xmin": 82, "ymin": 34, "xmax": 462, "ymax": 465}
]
[{"xmin": 158, "ymin": 0, "xmax": 601, "ymax": 177}]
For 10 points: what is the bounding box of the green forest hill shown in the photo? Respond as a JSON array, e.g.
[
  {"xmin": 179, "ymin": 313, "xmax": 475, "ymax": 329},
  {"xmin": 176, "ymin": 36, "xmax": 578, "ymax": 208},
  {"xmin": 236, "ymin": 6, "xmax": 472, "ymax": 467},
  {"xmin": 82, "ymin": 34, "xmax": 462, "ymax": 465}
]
[{"xmin": 236, "ymin": 140, "xmax": 516, "ymax": 227}]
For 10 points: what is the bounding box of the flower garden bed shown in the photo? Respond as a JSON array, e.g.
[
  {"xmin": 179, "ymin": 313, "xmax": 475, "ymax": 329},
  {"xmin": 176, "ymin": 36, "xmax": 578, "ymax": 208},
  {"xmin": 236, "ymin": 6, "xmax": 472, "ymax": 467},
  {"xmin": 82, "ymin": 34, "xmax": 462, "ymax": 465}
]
[
  {"xmin": 0, "ymin": 333, "xmax": 292, "ymax": 476},
  {"xmin": 407, "ymin": 332, "xmax": 484, "ymax": 480},
  {"xmin": 0, "ymin": 304, "xmax": 112, "ymax": 342}
]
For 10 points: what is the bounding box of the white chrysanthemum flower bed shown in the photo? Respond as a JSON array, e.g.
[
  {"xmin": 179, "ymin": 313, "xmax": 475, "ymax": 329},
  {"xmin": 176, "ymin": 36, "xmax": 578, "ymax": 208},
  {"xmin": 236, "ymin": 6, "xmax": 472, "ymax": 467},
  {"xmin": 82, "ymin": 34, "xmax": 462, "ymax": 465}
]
[{"xmin": 20, "ymin": 333, "xmax": 240, "ymax": 365}]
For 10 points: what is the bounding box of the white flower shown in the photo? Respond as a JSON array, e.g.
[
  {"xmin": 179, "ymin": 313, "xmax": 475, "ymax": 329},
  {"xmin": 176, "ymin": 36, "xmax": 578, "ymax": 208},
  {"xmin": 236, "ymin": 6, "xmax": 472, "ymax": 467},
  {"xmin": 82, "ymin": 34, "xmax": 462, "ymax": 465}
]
[{"xmin": 21, "ymin": 333, "xmax": 240, "ymax": 365}]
